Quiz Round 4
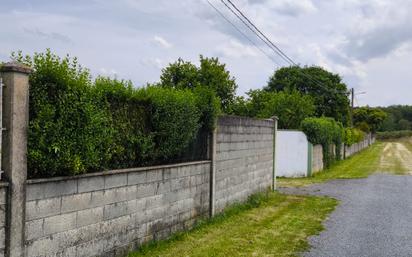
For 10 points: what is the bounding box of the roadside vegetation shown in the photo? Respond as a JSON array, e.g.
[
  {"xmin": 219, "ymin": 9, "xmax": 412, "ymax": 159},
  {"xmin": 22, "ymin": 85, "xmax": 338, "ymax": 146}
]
[
  {"xmin": 279, "ymin": 142, "xmax": 384, "ymax": 187},
  {"xmin": 129, "ymin": 192, "xmax": 337, "ymax": 257},
  {"xmin": 377, "ymin": 130, "xmax": 412, "ymax": 140},
  {"xmin": 280, "ymin": 137, "xmax": 412, "ymax": 188},
  {"xmin": 9, "ymin": 50, "xmax": 389, "ymax": 177}
]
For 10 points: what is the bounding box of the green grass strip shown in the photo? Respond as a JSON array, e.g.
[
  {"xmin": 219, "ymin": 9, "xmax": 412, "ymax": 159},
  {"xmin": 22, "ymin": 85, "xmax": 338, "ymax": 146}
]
[
  {"xmin": 128, "ymin": 192, "xmax": 337, "ymax": 257},
  {"xmin": 279, "ymin": 142, "xmax": 384, "ymax": 187}
]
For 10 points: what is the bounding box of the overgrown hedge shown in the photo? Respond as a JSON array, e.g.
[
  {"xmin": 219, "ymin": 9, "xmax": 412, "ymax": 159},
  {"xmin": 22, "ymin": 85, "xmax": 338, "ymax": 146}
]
[
  {"xmin": 344, "ymin": 128, "xmax": 365, "ymax": 146},
  {"xmin": 376, "ymin": 130, "xmax": 412, "ymax": 140},
  {"xmin": 301, "ymin": 117, "xmax": 344, "ymax": 167},
  {"xmin": 14, "ymin": 50, "xmax": 219, "ymax": 178}
]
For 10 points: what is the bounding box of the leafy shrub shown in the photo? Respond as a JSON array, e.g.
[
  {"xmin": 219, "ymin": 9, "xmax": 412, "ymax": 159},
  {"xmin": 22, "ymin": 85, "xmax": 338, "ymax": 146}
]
[
  {"xmin": 14, "ymin": 50, "xmax": 114, "ymax": 177},
  {"xmin": 301, "ymin": 117, "xmax": 344, "ymax": 167},
  {"xmin": 136, "ymin": 86, "xmax": 201, "ymax": 161},
  {"xmin": 193, "ymin": 86, "xmax": 221, "ymax": 131},
  {"xmin": 353, "ymin": 107, "xmax": 387, "ymax": 133},
  {"xmin": 93, "ymin": 77, "xmax": 153, "ymax": 168},
  {"xmin": 344, "ymin": 128, "xmax": 365, "ymax": 146},
  {"xmin": 376, "ymin": 130, "xmax": 412, "ymax": 140},
  {"xmin": 265, "ymin": 65, "xmax": 351, "ymax": 126},
  {"xmin": 13, "ymin": 50, "xmax": 215, "ymax": 178},
  {"xmin": 229, "ymin": 90, "xmax": 315, "ymax": 129},
  {"xmin": 255, "ymin": 90, "xmax": 315, "ymax": 129},
  {"xmin": 160, "ymin": 56, "xmax": 236, "ymax": 113}
]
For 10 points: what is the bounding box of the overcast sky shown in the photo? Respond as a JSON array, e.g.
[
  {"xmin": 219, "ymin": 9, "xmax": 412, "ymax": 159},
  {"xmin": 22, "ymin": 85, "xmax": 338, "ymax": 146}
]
[{"xmin": 1, "ymin": 0, "xmax": 412, "ymax": 107}]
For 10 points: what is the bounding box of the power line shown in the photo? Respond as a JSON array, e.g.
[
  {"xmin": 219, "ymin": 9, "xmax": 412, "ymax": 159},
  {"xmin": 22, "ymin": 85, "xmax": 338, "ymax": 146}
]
[
  {"xmin": 205, "ymin": 0, "xmax": 282, "ymax": 66},
  {"xmin": 207, "ymin": 0, "xmax": 350, "ymax": 96},
  {"xmin": 218, "ymin": 0, "xmax": 289, "ymax": 66},
  {"xmin": 225, "ymin": 0, "xmax": 296, "ymax": 66},
  {"xmin": 220, "ymin": 0, "xmax": 334, "ymax": 93},
  {"xmin": 219, "ymin": 0, "xmax": 347, "ymax": 95}
]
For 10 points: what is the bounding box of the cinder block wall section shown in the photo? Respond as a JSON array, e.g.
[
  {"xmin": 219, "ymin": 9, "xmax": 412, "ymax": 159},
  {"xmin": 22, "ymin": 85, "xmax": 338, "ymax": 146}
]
[
  {"xmin": 0, "ymin": 184, "xmax": 7, "ymax": 256},
  {"xmin": 24, "ymin": 161, "xmax": 210, "ymax": 257},
  {"xmin": 215, "ymin": 116, "xmax": 274, "ymax": 213},
  {"xmin": 345, "ymin": 133, "xmax": 374, "ymax": 158},
  {"xmin": 312, "ymin": 144, "xmax": 323, "ymax": 174}
]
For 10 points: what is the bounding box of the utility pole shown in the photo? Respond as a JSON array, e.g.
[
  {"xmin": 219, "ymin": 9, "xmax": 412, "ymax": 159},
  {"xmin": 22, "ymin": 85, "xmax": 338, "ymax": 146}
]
[{"xmin": 350, "ymin": 88, "xmax": 354, "ymax": 127}]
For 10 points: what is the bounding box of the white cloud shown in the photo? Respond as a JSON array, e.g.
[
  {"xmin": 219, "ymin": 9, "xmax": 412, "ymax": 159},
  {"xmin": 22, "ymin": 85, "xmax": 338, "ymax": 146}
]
[
  {"xmin": 1, "ymin": 0, "xmax": 412, "ymax": 106},
  {"xmin": 216, "ymin": 40, "xmax": 259, "ymax": 58},
  {"xmin": 140, "ymin": 58, "xmax": 167, "ymax": 69},
  {"xmin": 23, "ymin": 27, "xmax": 73, "ymax": 44},
  {"xmin": 99, "ymin": 68, "xmax": 118, "ymax": 76},
  {"xmin": 151, "ymin": 36, "xmax": 173, "ymax": 49},
  {"xmin": 269, "ymin": 0, "xmax": 317, "ymax": 17}
]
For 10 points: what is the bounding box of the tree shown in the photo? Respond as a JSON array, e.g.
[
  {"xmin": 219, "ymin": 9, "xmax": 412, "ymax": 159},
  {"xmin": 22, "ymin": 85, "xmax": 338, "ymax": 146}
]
[
  {"xmin": 231, "ymin": 89, "xmax": 315, "ymax": 129},
  {"xmin": 198, "ymin": 56, "xmax": 237, "ymax": 111},
  {"xmin": 265, "ymin": 66, "xmax": 351, "ymax": 126},
  {"xmin": 160, "ymin": 56, "xmax": 237, "ymax": 113},
  {"xmin": 353, "ymin": 107, "xmax": 387, "ymax": 133},
  {"xmin": 378, "ymin": 105, "xmax": 412, "ymax": 131},
  {"xmin": 159, "ymin": 58, "xmax": 199, "ymax": 90},
  {"xmin": 379, "ymin": 113, "xmax": 397, "ymax": 131},
  {"xmin": 398, "ymin": 119, "xmax": 411, "ymax": 130}
]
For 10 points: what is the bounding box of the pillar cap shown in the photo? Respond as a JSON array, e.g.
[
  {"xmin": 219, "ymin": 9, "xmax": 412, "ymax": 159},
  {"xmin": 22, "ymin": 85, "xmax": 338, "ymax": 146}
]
[{"xmin": 0, "ymin": 61, "xmax": 32, "ymax": 74}]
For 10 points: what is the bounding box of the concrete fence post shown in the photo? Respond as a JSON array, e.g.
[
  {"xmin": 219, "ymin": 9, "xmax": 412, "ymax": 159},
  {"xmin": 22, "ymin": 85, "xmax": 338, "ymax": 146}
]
[
  {"xmin": 209, "ymin": 128, "xmax": 217, "ymax": 217},
  {"xmin": 271, "ymin": 116, "xmax": 278, "ymax": 191},
  {"xmin": 0, "ymin": 62, "xmax": 31, "ymax": 257},
  {"xmin": 307, "ymin": 143, "xmax": 313, "ymax": 177}
]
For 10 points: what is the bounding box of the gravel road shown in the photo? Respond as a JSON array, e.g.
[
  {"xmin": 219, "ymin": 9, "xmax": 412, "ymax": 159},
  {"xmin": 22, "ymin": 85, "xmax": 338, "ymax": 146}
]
[{"xmin": 280, "ymin": 174, "xmax": 412, "ymax": 257}]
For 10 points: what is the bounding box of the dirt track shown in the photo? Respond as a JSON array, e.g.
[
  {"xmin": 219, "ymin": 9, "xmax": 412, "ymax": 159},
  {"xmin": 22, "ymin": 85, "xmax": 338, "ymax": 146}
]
[{"xmin": 379, "ymin": 140, "xmax": 412, "ymax": 174}]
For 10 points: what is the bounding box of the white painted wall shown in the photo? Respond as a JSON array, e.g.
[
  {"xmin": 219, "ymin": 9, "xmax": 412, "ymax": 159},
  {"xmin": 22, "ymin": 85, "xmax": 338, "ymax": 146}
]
[{"xmin": 276, "ymin": 130, "xmax": 309, "ymax": 177}]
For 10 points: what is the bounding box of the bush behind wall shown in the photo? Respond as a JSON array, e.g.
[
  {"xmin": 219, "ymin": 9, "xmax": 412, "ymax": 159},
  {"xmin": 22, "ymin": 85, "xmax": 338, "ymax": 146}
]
[
  {"xmin": 301, "ymin": 117, "xmax": 344, "ymax": 167},
  {"xmin": 13, "ymin": 50, "xmax": 217, "ymax": 178}
]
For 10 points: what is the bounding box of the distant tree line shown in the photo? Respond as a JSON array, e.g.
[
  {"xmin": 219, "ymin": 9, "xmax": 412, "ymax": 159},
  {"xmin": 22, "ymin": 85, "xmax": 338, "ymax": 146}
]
[{"xmin": 378, "ymin": 105, "xmax": 412, "ymax": 131}]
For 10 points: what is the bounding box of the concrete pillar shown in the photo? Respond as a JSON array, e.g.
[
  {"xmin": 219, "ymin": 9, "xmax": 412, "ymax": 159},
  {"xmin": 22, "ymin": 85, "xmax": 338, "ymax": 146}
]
[
  {"xmin": 209, "ymin": 128, "xmax": 217, "ymax": 217},
  {"xmin": 307, "ymin": 143, "xmax": 313, "ymax": 177},
  {"xmin": 0, "ymin": 62, "xmax": 31, "ymax": 257},
  {"xmin": 271, "ymin": 116, "xmax": 278, "ymax": 191}
]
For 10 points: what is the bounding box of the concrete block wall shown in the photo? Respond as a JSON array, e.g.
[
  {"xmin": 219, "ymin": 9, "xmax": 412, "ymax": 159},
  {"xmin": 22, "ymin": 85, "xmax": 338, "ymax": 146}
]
[
  {"xmin": 24, "ymin": 161, "xmax": 210, "ymax": 257},
  {"xmin": 312, "ymin": 144, "xmax": 323, "ymax": 174},
  {"xmin": 0, "ymin": 66, "xmax": 278, "ymax": 257},
  {"xmin": 0, "ymin": 184, "xmax": 7, "ymax": 257},
  {"xmin": 215, "ymin": 116, "xmax": 274, "ymax": 212},
  {"xmin": 345, "ymin": 133, "xmax": 374, "ymax": 158}
]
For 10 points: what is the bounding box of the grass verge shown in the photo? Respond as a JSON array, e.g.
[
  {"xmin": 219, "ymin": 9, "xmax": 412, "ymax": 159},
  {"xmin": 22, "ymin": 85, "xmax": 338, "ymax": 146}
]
[
  {"xmin": 278, "ymin": 142, "xmax": 384, "ymax": 187},
  {"xmin": 128, "ymin": 192, "xmax": 337, "ymax": 257}
]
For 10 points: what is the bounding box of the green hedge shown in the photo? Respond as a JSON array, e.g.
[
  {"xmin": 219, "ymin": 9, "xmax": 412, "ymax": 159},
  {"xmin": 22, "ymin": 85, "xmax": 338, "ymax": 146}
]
[
  {"xmin": 301, "ymin": 117, "xmax": 344, "ymax": 167},
  {"xmin": 94, "ymin": 78, "xmax": 202, "ymax": 169},
  {"xmin": 344, "ymin": 128, "xmax": 365, "ymax": 146},
  {"xmin": 376, "ymin": 130, "xmax": 412, "ymax": 140},
  {"xmin": 14, "ymin": 50, "xmax": 218, "ymax": 178}
]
